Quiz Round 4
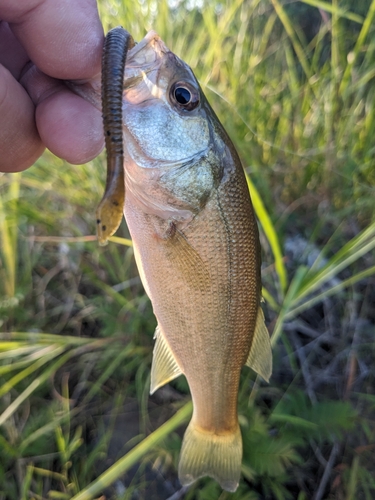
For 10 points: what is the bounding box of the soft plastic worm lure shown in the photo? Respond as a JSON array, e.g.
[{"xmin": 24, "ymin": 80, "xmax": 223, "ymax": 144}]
[{"xmin": 96, "ymin": 26, "xmax": 134, "ymax": 245}]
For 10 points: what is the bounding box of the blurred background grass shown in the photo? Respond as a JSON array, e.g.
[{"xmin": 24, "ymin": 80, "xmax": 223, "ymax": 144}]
[{"xmin": 1, "ymin": 0, "xmax": 375, "ymax": 498}]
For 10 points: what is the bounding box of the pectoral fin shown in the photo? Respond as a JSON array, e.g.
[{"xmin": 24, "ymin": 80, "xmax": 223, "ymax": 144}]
[
  {"xmin": 150, "ymin": 325, "xmax": 183, "ymax": 394},
  {"xmin": 245, "ymin": 307, "xmax": 272, "ymax": 382},
  {"xmin": 162, "ymin": 226, "xmax": 211, "ymax": 292}
]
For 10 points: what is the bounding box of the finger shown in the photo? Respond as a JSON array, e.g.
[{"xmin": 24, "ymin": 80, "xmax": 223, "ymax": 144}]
[
  {"xmin": 0, "ymin": 64, "xmax": 44, "ymax": 172},
  {"xmin": 21, "ymin": 64, "xmax": 104, "ymax": 164},
  {"xmin": 0, "ymin": 22, "xmax": 29, "ymax": 79},
  {"xmin": 0, "ymin": 0, "xmax": 105, "ymax": 168},
  {"xmin": 0, "ymin": 0, "xmax": 104, "ymax": 80},
  {"xmin": 36, "ymin": 89, "xmax": 104, "ymax": 164}
]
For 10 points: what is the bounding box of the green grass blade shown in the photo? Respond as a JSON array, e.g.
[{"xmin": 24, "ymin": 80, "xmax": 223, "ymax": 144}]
[
  {"xmin": 0, "ymin": 345, "xmax": 66, "ymax": 397},
  {"xmin": 19, "ymin": 407, "xmax": 81, "ymax": 453},
  {"xmin": 0, "ymin": 344, "xmax": 65, "ymax": 375},
  {"xmin": 0, "ymin": 378, "xmax": 40, "ymax": 427},
  {"xmin": 269, "ymin": 413, "xmax": 318, "ymax": 430},
  {"xmin": 262, "ymin": 286, "xmax": 279, "ymax": 312},
  {"xmin": 108, "ymin": 236, "xmax": 133, "ymax": 246},
  {"xmin": 0, "ymin": 350, "xmax": 73, "ymax": 426},
  {"xmin": 295, "ymin": 222, "xmax": 375, "ymax": 304},
  {"xmin": 271, "ymin": 0, "xmax": 312, "ymax": 81},
  {"xmin": 339, "ymin": 0, "xmax": 375, "ymax": 94},
  {"xmin": 246, "ymin": 173, "xmax": 287, "ymax": 295},
  {"xmin": 2, "ymin": 331, "xmax": 110, "ymax": 346},
  {"xmin": 82, "ymin": 345, "xmax": 135, "ymax": 403},
  {"xmin": 286, "ymin": 265, "xmax": 375, "ymax": 319},
  {"xmin": 271, "ymin": 266, "xmax": 308, "ymax": 346},
  {"xmin": 0, "ymin": 176, "xmax": 20, "ymax": 297},
  {"xmin": 346, "ymin": 455, "xmax": 360, "ymax": 500},
  {"xmin": 21, "ymin": 465, "xmax": 34, "ymax": 500},
  {"xmin": 299, "ymin": 0, "xmax": 364, "ymax": 24}
]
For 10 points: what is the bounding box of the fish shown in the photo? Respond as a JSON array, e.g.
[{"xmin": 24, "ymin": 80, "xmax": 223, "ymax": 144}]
[{"xmin": 76, "ymin": 28, "xmax": 272, "ymax": 492}]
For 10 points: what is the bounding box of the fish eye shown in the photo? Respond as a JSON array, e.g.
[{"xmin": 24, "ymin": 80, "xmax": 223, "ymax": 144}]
[
  {"xmin": 175, "ymin": 87, "xmax": 191, "ymax": 105},
  {"xmin": 170, "ymin": 81, "xmax": 200, "ymax": 111}
]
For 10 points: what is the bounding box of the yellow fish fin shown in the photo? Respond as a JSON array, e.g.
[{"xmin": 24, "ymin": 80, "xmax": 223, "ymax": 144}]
[
  {"xmin": 178, "ymin": 420, "xmax": 242, "ymax": 493},
  {"xmin": 245, "ymin": 306, "xmax": 272, "ymax": 382},
  {"xmin": 162, "ymin": 226, "xmax": 211, "ymax": 291},
  {"xmin": 150, "ymin": 325, "xmax": 183, "ymax": 395}
]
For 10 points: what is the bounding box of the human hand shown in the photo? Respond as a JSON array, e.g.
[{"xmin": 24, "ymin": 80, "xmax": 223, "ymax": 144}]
[{"xmin": 0, "ymin": 0, "xmax": 104, "ymax": 172}]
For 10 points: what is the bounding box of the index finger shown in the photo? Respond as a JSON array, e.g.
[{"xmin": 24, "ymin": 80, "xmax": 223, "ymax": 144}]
[{"xmin": 0, "ymin": 0, "xmax": 104, "ymax": 80}]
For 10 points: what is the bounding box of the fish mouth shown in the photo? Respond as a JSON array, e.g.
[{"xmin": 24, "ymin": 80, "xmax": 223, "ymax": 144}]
[
  {"xmin": 121, "ymin": 31, "xmax": 174, "ymax": 104},
  {"xmin": 123, "ymin": 31, "xmax": 169, "ymax": 85},
  {"xmin": 128, "ymin": 31, "xmax": 169, "ymax": 62}
]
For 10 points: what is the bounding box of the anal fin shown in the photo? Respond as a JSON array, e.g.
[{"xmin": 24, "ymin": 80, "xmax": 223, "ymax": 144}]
[
  {"xmin": 245, "ymin": 307, "xmax": 272, "ymax": 382},
  {"xmin": 150, "ymin": 325, "xmax": 183, "ymax": 394}
]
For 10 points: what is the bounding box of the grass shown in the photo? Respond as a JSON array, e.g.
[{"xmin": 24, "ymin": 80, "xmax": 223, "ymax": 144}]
[{"xmin": 1, "ymin": 0, "xmax": 375, "ymax": 498}]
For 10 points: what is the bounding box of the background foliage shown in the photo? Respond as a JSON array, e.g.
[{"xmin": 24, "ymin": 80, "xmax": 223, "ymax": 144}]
[{"xmin": 1, "ymin": 0, "xmax": 375, "ymax": 498}]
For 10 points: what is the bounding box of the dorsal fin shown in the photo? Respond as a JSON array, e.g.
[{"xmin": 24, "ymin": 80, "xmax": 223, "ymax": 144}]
[{"xmin": 245, "ymin": 307, "xmax": 272, "ymax": 382}]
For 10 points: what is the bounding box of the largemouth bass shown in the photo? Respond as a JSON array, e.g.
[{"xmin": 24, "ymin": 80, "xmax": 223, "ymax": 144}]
[{"xmin": 77, "ymin": 28, "xmax": 272, "ymax": 492}]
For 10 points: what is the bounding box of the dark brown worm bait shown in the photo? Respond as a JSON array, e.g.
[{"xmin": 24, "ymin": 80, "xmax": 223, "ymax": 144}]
[{"xmin": 97, "ymin": 26, "xmax": 134, "ymax": 245}]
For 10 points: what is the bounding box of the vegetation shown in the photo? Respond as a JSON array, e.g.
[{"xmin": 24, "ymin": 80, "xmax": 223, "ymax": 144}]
[{"xmin": 1, "ymin": 0, "xmax": 375, "ymax": 498}]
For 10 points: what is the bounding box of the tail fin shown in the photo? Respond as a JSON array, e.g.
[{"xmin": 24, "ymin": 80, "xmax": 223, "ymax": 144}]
[{"xmin": 178, "ymin": 420, "xmax": 242, "ymax": 492}]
